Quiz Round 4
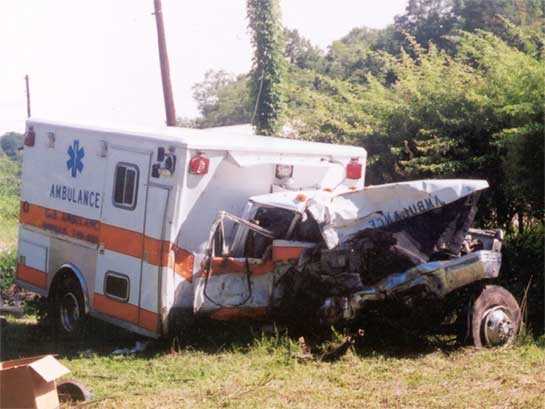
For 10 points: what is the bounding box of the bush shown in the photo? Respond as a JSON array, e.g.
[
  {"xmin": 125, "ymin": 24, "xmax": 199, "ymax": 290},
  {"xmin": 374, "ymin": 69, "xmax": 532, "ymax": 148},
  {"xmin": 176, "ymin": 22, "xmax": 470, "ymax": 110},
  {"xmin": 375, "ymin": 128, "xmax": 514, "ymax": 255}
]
[
  {"xmin": 500, "ymin": 223, "xmax": 544, "ymax": 336},
  {"xmin": 0, "ymin": 249, "xmax": 17, "ymax": 291},
  {"xmin": 0, "ymin": 155, "xmax": 21, "ymax": 247}
]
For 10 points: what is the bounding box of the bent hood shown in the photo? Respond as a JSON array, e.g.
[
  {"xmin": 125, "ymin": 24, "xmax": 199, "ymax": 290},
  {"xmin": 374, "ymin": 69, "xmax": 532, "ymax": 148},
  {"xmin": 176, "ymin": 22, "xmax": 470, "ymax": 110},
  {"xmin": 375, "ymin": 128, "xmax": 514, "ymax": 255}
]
[{"xmin": 307, "ymin": 179, "xmax": 489, "ymax": 249}]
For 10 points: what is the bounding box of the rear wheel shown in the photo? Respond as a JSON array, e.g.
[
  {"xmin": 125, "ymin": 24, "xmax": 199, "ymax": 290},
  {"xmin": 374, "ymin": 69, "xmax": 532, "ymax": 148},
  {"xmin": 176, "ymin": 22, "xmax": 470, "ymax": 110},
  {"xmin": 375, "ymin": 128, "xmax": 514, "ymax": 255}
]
[
  {"xmin": 468, "ymin": 285, "xmax": 521, "ymax": 348},
  {"xmin": 50, "ymin": 275, "xmax": 87, "ymax": 337}
]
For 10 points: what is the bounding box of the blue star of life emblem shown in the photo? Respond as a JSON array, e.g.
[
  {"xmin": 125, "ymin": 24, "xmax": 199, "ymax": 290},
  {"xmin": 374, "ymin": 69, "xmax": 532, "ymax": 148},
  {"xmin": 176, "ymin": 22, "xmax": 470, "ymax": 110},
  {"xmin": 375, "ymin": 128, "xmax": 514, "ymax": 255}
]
[{"xmin": 67, "ymin": 140, "xmax": 85, "ymax": 178}]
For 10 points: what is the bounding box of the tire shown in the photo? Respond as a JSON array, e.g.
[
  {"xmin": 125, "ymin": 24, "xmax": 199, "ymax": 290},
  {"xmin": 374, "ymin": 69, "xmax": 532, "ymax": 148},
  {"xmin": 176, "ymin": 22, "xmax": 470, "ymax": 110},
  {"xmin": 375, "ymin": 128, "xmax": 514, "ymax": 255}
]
[
  {"xmin": 469, "ymin": 285, "xmax": 521, "ymax": 348},
  {"xmin": 57, "ymin": 380, "xmax": 92, "ymax": 402},
  {"xmin": 50, "ymin": 275, "xmax": 87, "ymax": 338}
]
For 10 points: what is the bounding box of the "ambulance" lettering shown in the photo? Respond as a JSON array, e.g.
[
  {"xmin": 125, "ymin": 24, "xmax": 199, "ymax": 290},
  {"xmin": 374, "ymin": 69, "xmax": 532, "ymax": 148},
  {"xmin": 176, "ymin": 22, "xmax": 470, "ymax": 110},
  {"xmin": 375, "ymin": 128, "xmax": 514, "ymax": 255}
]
[
  {"xmin": 367, "ymin": 194, "xmax": 446, "ymax": 229},
  {"xmin": 49, "ymin": 184, "xmax": 101, "ymax": 209}
]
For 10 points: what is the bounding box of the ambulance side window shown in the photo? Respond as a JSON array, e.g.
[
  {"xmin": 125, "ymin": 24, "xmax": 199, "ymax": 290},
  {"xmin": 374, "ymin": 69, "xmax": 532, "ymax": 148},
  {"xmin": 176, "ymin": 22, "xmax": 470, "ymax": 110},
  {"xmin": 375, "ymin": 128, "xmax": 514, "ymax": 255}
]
[
  {"xmin": 113, "ymin": 163, "xmax": 139, "ymax": 210},
  {"xmin": 104, "ymin": 272, "xmax": 129, "ymax": 302}
]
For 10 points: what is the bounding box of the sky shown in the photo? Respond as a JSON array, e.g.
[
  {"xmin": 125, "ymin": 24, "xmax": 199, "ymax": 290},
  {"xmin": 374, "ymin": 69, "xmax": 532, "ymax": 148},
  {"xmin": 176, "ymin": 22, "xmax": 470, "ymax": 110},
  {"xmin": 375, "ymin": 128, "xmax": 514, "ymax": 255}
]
[{"xmin": 0, "ymin": 0, "xmax": 408, "ymax": 135}]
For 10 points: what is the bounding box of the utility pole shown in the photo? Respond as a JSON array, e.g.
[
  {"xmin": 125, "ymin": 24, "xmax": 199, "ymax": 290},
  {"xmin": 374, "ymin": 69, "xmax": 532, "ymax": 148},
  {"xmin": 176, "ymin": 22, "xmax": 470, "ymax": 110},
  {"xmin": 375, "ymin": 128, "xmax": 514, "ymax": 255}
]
[
  {"xmin": 25, "ymin": 74, "xmax": 31, "ymax": 118},
  {"xmin": 153, "ymin": 0, "xmax": 177, "ymax": 126}
]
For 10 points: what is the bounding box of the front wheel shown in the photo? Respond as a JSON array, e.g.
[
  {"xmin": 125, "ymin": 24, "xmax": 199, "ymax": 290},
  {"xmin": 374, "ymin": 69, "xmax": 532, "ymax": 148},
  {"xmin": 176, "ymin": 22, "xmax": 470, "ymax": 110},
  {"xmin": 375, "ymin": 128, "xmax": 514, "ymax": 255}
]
[{"xmin": 468, "ymin": 285, "xmax": 521, "ymax": 348}]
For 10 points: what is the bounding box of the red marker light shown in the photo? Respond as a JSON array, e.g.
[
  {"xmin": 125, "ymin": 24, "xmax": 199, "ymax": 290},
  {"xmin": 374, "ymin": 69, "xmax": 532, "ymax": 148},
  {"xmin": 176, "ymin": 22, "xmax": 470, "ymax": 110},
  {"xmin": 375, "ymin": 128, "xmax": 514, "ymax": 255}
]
[
  {"xmin": 24, "ymin": 127, "xmax": 35, "ymax": 147},
  {"xmin": 346, "ymin": 158, "xmax": 362, "ymax": 180},
  {"xmin": 189, "ymin": 153, "xmax": 209, "ymax": 175}
]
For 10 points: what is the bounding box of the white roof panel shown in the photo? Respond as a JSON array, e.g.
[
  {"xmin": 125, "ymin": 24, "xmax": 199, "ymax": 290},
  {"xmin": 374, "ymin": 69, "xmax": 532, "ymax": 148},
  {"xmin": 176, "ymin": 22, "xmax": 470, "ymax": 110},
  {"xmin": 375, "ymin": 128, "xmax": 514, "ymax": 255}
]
[{"xmin": 28, "ymin": 119, "xmax": 366, "ymax": 159}]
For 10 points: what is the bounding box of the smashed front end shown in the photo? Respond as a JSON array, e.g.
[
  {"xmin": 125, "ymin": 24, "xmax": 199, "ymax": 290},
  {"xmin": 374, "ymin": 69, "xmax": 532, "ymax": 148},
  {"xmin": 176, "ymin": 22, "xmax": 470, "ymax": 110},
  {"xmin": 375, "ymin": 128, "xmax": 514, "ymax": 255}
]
[
  {"xmin": 196, "ymin": 179, "xmax": 504, "ymax": 335},
  {"xmin": 274, "ymin": 179, "xmax": 504, "ymax": 331}
]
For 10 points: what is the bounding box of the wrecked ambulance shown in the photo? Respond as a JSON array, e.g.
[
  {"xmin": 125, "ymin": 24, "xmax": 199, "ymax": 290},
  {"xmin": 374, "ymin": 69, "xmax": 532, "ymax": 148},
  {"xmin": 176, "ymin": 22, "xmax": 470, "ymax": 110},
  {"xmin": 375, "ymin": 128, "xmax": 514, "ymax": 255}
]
[
  {"xmin": 16, "ymin": 120, "xmax": 520, "ymax": 348},
  {"xmin": 196, "ymin": 180, "xmax": 520, "ymax": 348}
]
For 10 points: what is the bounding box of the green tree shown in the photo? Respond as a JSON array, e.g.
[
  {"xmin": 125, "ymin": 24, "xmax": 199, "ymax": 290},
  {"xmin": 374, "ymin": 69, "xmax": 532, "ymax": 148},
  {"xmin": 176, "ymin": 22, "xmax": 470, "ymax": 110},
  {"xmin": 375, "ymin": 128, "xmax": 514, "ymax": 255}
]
[
  {"xmin": 457, "ymin": 29, "xmax": 545, "ymax": 222},
  {"xmin": 190, "ymin": 70, "xmax": 251, "ymax": 128},
  {"xmin": 0, "ymin": 132, "xmax": 23, "ymax": 162},
  {"xmin": 394, "ymin": 0, "xmax": 458, "ymax": 51},
  {"xmin": 283, "ymin": 67, "xmax": 370, "ymax": 144},
  {"xmin": 324, "ymin": 27, "xmax": 385, "ymax": 82},
  {"xmin": 284, "ymin": 28, "xmax": 325, "ymax": 71},
  {"xmin": 247, "ymin": 0, "xmax": 286, "ymax": 135},
  {"xmin": 357, "ymin": 31, "xmax": 544, "ymax": 227},
  {"xmin": 453, "ymin": 0, "xmax": 545, "ymax": 34},
  {"xmin": 188, "ymin": 6, "xmax": 544, "ymax": 230},
  {"xmin": 392, "ymin": 0, "xmax": 545, "ymax": 53},
  {"xmin": 282, "ymin": 29, "xmax": 543, "ymax": 228}
]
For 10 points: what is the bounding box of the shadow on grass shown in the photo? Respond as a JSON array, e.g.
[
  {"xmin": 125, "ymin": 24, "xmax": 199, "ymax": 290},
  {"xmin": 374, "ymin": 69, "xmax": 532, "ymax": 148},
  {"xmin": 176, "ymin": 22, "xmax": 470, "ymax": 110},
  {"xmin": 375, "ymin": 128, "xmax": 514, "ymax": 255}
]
[
  {"xmin": 1, "ymin": 316, "xmax": 284, "ymax": 361},
  {"xmin": 1, "ymin": 315, "xmax": 465, "ymax": 363},
  {"xmin": 1, "ymin": 317, "xmax": 141, "ymax": 361},
  {"xmin": 351, "ymin": 327, "xmax": 461, "ymax": 360}
]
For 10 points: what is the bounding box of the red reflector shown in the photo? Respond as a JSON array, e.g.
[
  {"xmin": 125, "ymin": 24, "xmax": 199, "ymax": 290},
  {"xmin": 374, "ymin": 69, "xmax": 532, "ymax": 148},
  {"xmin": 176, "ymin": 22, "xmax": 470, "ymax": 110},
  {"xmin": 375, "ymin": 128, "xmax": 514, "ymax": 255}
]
[
  {"xmin": 346, "ymin": 158, "xmax": 362, "ymax": 180},
  {"xmin": 189, "ymin": 153, "xmax": 209, "ymax": 175},
  {"xmin": 24, "ymin": 127, "xmax": 35, "ymax": 147}
]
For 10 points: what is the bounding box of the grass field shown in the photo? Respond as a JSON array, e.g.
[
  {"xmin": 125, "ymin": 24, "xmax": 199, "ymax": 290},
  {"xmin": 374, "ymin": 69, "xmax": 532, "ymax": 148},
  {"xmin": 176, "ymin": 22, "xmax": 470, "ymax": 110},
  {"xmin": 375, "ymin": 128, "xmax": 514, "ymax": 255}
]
[{"xmin": 2, "ymin": 316, "xmax": 544, "ymax": 409}]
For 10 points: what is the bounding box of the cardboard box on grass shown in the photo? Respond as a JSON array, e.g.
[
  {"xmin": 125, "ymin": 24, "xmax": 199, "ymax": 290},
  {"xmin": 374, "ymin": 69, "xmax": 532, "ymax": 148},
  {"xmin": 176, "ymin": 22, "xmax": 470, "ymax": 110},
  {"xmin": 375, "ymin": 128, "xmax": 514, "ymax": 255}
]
[{"xmin": 0, "ymin": 354, "xmax": 70, "ymax": 409}]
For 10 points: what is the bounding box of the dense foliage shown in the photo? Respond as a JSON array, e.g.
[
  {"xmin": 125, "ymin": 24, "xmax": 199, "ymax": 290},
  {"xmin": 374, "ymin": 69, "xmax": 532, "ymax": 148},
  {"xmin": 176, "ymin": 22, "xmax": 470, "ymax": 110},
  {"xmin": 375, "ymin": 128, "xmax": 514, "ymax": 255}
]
[
  {"xmin": 191, "ymin": 1, "xmax": 544, "ymax": 227},
  {"xmin": 186, "ymin": 1, "xmax": 544, "ymax": 332},
  {"xmin": 355, "ymin": 31, "xmax": 544, "ymax": 228},
  {"xmin": 0, "ymin": 156, "xmax": 21, "ymax": 222},
  {"xmin": 500, "ymin": 224, "xmax": 544, "ymax": 335},
  {"xmin": 0, "ymin": 133, "xmax": 22, "ymax": 241},
  {"xmin": 282, "ymin": 28, "xmax": 544, "ymax": 229}
]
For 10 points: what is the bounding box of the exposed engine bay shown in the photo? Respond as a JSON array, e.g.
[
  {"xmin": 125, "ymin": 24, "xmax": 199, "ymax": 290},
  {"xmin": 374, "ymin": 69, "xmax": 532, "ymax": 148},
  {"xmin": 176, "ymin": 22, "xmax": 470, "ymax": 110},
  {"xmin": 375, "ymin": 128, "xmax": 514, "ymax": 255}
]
[{"xmin": 272, "ymin": 194, "xmax": 501, "ymax": 328}]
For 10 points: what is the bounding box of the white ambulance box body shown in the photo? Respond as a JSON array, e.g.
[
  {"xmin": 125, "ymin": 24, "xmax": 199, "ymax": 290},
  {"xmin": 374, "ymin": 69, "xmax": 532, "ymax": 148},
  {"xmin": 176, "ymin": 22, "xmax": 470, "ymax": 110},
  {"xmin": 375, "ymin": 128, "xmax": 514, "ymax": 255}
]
[{"xmin": 16, "ymin": 119, "xmax": 366, "ymax": 337}]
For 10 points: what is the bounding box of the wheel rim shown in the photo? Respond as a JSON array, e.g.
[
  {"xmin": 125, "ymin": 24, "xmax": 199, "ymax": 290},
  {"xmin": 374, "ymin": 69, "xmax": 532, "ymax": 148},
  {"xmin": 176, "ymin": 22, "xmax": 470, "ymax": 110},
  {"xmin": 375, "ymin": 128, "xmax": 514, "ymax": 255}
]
[
  {"xmin": 60, "ymin": 292, "xmax": 80, "ymax": 333},
  {"xmin": 482, "ymin": 306, "xmax": 514, "ymax": 347}
]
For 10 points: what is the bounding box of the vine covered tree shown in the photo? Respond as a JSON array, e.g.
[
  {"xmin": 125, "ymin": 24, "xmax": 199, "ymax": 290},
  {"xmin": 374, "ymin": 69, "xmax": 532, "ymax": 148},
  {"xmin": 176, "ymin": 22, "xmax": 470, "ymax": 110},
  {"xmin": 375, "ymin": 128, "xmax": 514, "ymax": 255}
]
[{"xmin": 247, "ymin": 0, "xmax": 285, "ymax": 135}]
